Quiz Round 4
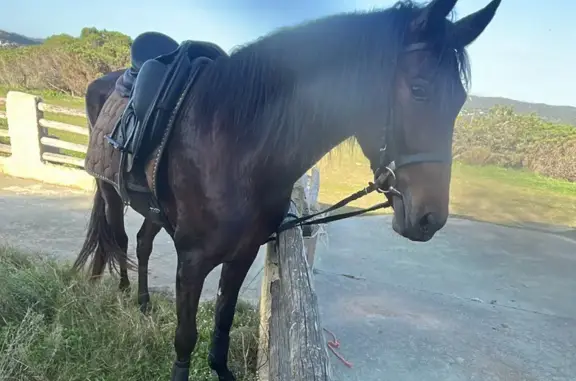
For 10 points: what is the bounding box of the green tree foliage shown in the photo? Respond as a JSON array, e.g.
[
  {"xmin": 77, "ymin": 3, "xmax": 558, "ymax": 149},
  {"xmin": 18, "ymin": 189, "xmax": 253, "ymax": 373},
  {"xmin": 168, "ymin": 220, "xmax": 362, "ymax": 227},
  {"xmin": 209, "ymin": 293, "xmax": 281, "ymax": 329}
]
[{"xmin": 0, "ymin": 27, "xmax": 131, "ymax": 96}]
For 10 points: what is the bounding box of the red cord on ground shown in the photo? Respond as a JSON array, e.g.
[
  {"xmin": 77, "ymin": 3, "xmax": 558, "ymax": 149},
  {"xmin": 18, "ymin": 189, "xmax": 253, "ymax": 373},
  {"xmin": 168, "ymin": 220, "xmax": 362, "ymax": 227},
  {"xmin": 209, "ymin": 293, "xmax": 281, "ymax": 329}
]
[{"xmin": 323, "ymin": 328, "xmax": 353, "ymax": 368}]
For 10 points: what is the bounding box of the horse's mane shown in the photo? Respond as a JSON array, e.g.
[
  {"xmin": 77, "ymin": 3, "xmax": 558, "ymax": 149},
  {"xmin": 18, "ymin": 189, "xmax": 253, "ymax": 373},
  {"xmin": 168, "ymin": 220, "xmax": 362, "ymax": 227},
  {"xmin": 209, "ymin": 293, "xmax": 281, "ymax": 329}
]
[{"xmin": 190, "ymin": 0, "xmax": 471, "ymax": 152}]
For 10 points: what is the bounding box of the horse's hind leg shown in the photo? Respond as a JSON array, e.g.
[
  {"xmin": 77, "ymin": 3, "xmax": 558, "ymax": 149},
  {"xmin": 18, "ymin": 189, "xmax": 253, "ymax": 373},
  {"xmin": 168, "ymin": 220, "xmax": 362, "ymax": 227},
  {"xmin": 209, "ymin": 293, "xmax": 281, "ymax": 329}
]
[
  {"xmin": 135, "ymin": 218, "xmax": 162, "ymax": 312},
  {"xmin": 99, "ymin": 181, "xmax": 130, "ymax": 291},
  {"xmin": 208, "ymin": 251, "xmax": 258, "ymax": 381}
]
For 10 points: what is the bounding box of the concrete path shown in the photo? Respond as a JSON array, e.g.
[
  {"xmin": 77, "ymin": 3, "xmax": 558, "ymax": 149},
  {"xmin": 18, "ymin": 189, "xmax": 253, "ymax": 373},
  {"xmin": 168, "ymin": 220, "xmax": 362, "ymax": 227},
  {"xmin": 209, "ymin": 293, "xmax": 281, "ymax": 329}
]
[{"xmin": 0, "ymin": 174, "xmax": 575, "ymax": 381}]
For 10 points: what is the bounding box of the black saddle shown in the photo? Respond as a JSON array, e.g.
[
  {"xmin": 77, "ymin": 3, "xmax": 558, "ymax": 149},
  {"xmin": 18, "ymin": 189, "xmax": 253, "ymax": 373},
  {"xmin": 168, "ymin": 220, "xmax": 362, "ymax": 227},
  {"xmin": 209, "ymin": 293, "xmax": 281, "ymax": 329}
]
[
  {"xmin": 107, "ymin": 32, "xmax": 226, "ymax": 166},
  {"xmin": 104, "ymin": 31, "xmax": 227, "ymax": 215}
]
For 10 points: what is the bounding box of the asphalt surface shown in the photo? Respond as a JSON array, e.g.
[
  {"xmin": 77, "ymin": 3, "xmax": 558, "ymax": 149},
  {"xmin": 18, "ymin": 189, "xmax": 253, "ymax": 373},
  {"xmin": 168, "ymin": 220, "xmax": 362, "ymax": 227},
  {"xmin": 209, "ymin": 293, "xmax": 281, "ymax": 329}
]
[{"xmin": 0, "ymin": 174, "xmax": 574, "ymax": 381}]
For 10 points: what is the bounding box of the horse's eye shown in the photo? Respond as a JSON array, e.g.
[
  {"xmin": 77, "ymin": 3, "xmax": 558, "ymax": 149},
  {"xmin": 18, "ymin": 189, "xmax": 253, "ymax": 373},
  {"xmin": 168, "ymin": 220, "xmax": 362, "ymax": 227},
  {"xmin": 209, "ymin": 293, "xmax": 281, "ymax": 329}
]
[{"xmin": 410, "ymin": 85, "xmax": 428, "ymax": 101}]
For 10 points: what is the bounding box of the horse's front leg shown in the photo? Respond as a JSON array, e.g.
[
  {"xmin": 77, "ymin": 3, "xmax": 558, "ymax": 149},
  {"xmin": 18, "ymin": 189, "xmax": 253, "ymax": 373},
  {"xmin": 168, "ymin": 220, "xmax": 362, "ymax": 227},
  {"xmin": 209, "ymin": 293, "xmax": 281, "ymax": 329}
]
[
  {"xmin": 209, "ymin": 248, "xmax": 259, "ymax": 381},
  {"xmin": 170, "ymin": 244, "xmax": 216, "ymax": 381}
]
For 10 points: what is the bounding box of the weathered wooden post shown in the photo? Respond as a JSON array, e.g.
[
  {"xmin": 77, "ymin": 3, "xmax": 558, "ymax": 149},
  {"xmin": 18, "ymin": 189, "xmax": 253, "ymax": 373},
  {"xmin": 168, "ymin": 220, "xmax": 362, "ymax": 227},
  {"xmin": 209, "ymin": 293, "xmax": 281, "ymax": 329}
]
[
  {"xmin": 303, "ymin": 166, "xmax": 321, "ymax": 269},
  {"xmin": 257, "ymin": 168, "xmax": 332, "ymax": 381}
]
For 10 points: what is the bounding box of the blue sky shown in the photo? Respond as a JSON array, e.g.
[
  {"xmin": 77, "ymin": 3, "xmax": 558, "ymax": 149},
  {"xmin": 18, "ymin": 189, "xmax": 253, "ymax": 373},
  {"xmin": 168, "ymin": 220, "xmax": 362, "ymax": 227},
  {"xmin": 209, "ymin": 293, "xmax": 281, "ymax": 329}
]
[{"xmin": 3, "ymin": 0, "xmax": 575, "ymax": 106}]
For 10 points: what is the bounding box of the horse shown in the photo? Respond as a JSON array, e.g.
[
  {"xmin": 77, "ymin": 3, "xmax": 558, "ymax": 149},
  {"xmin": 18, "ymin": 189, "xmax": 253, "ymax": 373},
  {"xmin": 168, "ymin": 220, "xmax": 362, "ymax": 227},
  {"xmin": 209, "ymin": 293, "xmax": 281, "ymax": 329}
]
[{"xmin": 72, "ymin": 0, "xmax": 502, "ymax": 379}]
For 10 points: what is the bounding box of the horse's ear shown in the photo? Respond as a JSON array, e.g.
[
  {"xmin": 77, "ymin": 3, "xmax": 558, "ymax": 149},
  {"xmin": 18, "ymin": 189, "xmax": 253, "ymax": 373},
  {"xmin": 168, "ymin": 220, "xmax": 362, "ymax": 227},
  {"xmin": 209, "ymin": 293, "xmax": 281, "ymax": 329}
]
[
  {"xmin": 410, "ymin": 0, "xmax": 458, "ymax": 33},
  {"xmin": 452, "ymin": 0, "xmax": 502, "ymax": 46}
]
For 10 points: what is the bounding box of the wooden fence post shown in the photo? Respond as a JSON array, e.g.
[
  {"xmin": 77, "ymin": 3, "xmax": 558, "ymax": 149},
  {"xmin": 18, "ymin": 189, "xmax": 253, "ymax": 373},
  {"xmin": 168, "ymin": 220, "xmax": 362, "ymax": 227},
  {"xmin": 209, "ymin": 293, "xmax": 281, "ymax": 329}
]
[
  {"xmin": 257, "ymin": 241, "xmax": 278, "ymax": 381},
  {"xmin": 304, "ymin": 167, "xmax": 321, "ymax": 269},
  {"xmin": 5, "ymin": 91, "xmax": 44, "ymax": 174},
  {"xmin": 257, "ymin": 168, "xmax": 332, "ymax": 381}
]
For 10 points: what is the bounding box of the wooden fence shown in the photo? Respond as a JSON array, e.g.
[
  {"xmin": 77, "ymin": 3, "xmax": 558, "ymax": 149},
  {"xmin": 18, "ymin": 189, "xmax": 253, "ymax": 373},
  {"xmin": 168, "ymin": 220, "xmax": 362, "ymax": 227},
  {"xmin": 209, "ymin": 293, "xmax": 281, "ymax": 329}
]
[
  {"xmin": 0, "ymin": 91, "xmax": 92, "ymax": 189},
  {"xmin": 257, "ymin": 168, "xmax": 334, "ymax": 381},
  {"xmin": 0, "ymin": 92, "xmax": 88, "ymax": 166},
  {"xmin": 1, "ymin": 90, "xmax": 335, "ymax": 380}
]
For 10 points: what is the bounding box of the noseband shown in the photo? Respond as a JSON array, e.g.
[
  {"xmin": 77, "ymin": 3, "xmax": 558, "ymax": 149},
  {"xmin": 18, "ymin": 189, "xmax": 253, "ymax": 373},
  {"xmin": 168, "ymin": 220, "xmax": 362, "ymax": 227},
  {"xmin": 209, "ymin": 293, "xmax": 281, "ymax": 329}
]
[{"xmin": 267, "ymin": 42, "xmax": 454, "ymax": 241}]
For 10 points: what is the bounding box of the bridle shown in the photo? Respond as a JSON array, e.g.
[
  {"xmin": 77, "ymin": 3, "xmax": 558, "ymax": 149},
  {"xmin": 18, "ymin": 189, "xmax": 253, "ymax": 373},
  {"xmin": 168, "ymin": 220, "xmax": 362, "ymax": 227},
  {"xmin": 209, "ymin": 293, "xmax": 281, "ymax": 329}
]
[
  {"xmin": 268, "ymin": 42, "xmax": 454, "ymax": 241},
  {"xmin": 375, "ymin": 41, "xmax": 454, "ymax": 190}
]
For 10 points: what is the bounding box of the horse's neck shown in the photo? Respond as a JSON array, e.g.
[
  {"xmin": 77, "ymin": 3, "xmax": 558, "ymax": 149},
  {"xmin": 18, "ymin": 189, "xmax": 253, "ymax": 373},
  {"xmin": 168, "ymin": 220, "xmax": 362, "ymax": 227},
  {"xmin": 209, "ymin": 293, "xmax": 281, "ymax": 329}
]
[
  {"xmin": 249, "ymin": 88, "xmax": 352, "ymax": 186},
  {"xmin": 248, "ymin": 67, "xmax": 359, "ymax": 183},
  {"xmin": 197, "ymin": 39, "xmax": 361, "ymax": 185}
]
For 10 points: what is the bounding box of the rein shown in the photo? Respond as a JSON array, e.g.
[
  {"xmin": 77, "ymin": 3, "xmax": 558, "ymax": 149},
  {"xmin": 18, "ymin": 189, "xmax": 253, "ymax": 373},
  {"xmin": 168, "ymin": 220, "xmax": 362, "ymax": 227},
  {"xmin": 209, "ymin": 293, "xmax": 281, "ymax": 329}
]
[
  {"xmin": 267, "ymin": 41, "xmax": 453, "ymax": 243},
  {"xmin": 265, "ymin": 168, "xmax": 399, "ymax": 243}
]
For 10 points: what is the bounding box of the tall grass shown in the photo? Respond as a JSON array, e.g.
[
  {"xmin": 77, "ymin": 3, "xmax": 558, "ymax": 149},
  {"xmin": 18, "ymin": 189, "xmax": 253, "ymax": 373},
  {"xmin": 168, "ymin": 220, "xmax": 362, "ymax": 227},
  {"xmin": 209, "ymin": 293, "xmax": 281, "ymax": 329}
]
[{"xmin": 0, "ymin": 245, "xmax": 259, "ymax": 381}]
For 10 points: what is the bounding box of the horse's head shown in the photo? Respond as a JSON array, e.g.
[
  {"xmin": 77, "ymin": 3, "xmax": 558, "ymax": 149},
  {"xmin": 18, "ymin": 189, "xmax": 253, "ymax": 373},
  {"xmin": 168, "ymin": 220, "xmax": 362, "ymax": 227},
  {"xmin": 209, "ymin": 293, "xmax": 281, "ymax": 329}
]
[{"xmin": 353, "ymin": 0, "xmax": 501, "ymax": 242}]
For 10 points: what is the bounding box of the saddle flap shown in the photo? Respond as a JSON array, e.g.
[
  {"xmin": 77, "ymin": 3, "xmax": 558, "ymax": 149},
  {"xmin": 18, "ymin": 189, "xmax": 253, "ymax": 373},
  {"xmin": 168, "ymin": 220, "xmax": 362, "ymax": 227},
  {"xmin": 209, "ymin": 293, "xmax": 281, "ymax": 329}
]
[{"xmin": 131, "ymin": 60, "xmax": 169, "ymax": 122}]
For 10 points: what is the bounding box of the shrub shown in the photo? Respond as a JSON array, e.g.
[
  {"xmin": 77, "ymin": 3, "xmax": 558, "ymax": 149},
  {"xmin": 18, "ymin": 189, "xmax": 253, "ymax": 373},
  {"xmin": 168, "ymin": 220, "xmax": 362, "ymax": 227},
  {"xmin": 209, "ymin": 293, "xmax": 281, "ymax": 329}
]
[
  {"xmin": 0, "ymin": 27, "xmax": 130, "ymax": 96},
  {"xmin": 454, "ymin": 106, "xmax": 576, "ymax": 182}
]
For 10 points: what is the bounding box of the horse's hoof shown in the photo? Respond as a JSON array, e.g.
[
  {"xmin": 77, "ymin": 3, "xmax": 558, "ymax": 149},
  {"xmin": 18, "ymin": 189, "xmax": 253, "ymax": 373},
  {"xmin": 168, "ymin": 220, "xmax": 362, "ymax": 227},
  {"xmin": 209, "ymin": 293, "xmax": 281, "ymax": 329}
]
[
  {"xmin": 215, "ymin": 369, "xmax": 236, "ymax": 381},
  {"xmin": 119, "ymin": 283, "xmax": 131, "ymax": 293},
  {"xmin": 139, "ymin": 302, "xmax": 151, "ymax": 314},
  {"xmin": 170, "ymin": 362, "xmax": 189, "ymax": 381}
]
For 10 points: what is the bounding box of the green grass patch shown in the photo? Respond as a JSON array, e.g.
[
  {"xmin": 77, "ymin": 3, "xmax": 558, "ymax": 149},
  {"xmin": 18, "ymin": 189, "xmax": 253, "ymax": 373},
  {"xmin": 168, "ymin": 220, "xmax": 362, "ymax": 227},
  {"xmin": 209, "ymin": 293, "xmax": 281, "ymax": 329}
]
[
  {"xmin": 318, "ymin": 147, "xmax": 576, "ymax": 228},
  {"xmin": 0, "ymin": 245, "xmax": 258, "ymax": 381},
  {"xmin": 452, "ymin": 162, "xmax": 576, "ymax": 197},
  {"xmin": 0, "ymin": 86, "xmax": 85, "ymax": 109}
]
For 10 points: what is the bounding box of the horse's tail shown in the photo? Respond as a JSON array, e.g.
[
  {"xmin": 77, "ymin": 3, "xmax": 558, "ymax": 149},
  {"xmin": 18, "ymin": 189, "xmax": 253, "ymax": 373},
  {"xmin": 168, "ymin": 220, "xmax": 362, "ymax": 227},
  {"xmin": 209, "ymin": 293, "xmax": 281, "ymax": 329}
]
[{"xmin": 72, "ymin": 182, "xmax": 126, "ymax": 276}]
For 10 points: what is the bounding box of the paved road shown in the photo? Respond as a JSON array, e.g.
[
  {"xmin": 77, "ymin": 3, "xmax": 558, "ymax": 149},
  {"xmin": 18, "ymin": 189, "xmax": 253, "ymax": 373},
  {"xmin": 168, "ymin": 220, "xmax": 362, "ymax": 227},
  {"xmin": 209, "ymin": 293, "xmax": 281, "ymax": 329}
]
[{"xmin": 0, "ymin": 174, "xmax": 575, "ymax": 381}]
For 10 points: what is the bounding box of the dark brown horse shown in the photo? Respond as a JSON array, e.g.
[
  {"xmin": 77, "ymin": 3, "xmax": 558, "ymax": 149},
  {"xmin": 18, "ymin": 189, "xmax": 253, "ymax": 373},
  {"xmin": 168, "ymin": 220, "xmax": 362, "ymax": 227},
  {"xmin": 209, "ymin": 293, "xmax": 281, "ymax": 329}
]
[{"xmin": 72, "ymin": 0, "xmax": 501, "ymax": 379}]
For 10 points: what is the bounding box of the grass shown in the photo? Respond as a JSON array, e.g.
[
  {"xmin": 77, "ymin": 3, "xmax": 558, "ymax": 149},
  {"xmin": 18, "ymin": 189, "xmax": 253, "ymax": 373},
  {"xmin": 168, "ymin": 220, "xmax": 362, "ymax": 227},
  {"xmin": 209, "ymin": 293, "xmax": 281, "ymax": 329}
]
[
  {"xmin": 318, "ymin": 149, "xmax": 576, "ymax": 228},
  {"xmin": 2, "ymin": 88, "xmax": 576, "ymax": 229},
  {"xmin": 0, "ymin": 245, "xmax": 259, "ymax": 381}
]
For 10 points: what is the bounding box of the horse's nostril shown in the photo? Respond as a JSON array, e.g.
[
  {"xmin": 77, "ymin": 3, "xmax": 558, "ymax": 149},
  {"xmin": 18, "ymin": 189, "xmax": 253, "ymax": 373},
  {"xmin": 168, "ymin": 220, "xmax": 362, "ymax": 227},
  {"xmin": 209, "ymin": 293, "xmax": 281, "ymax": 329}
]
[{"xmin": 419, "ymin": 212, "xmax": 435, "ymax": 233}]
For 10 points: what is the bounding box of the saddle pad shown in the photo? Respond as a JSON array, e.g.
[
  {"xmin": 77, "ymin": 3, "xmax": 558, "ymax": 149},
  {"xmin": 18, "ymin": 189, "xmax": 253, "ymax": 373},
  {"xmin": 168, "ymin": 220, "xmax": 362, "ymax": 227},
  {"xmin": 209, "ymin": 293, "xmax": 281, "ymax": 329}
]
[{"xmin": 85, "ymin": 90, "xmax": 129, "ymax": 190}]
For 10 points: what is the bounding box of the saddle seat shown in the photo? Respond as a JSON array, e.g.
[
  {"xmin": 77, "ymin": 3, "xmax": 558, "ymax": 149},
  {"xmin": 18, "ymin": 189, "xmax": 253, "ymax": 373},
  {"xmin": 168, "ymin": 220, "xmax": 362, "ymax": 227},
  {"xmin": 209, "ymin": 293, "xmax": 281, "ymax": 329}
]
[
  {"xmin": 114, "ymin": 32, "xmax": 179, "ymax": 97},
  {"xmin": 131, "ymin": 31, "xmax": 180, "ymax": 72},
  {"xmin": 103, "ymin": 31, "xmax": 227, "ymax": 224}
]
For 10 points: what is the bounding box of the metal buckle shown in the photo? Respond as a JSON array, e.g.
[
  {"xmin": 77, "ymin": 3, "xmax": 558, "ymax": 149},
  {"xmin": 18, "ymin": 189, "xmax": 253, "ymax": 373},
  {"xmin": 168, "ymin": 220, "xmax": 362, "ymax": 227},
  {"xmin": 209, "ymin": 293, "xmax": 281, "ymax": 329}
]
[{"xmin": 374, "ymin": 165, "xmax": 397, "ymax": 194}]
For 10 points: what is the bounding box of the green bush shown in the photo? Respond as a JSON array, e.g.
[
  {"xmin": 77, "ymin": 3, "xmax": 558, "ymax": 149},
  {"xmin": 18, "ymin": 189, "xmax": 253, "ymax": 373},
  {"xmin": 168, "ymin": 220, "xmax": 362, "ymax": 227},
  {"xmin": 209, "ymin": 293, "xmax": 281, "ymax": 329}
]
[
  {"xmin": 454, "ymin": 106, "xmax": 576, "ymax": 182},
  {"xmin": 0, "ymin": 27, "xmax": 130, "ymax": 96}
]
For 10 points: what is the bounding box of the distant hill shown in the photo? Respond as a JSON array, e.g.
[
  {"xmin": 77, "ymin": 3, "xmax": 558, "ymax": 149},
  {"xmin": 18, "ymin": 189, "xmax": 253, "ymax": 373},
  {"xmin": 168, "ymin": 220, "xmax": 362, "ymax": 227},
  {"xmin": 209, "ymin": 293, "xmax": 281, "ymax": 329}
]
[
  {"xmin": 464, "ymin": 95, "xmax": 576, "ymax": 126},
  {"xmin": 0, "ymin": 29, "xmax": 43, "ymax": 47}
]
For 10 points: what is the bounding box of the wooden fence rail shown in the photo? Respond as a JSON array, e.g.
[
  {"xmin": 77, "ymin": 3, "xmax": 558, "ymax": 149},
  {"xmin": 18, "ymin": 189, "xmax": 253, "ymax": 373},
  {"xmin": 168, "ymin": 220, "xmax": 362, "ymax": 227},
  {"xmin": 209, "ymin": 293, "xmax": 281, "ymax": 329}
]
[
  {"xmin": 39, "ymin": 118, "xmax": 90, "ymax": 136},
  {"xmin": 258, "ymin": 170, "xmax": 333, "ymax": 381},
  {"xmin": 38, "ymin": 101, "xmax": 87, "ymax": 118}
]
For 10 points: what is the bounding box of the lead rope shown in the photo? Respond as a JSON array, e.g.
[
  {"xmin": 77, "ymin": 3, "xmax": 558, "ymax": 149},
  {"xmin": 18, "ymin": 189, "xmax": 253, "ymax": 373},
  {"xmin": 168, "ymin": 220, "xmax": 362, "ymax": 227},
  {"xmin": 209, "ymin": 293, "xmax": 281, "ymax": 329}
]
[
  {"xmin": 265, "ymin": 167, "xmax": 401, "ymax": 243},
  {"xmin": 323, "ymin": 328, "xmax": 353, "ymax": 368},
  {"xmin": 265, "ymin": 182, "xmax": 383, "ymax": 243}
]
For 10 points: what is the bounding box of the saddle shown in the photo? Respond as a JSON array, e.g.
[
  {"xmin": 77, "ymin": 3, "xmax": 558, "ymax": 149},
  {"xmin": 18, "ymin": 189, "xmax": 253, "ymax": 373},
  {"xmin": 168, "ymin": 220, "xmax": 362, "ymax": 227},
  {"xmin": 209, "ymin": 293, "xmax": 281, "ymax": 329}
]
[{"xmin": 103, "ymin": 31, "xmax": 227, "ymax": 226}]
